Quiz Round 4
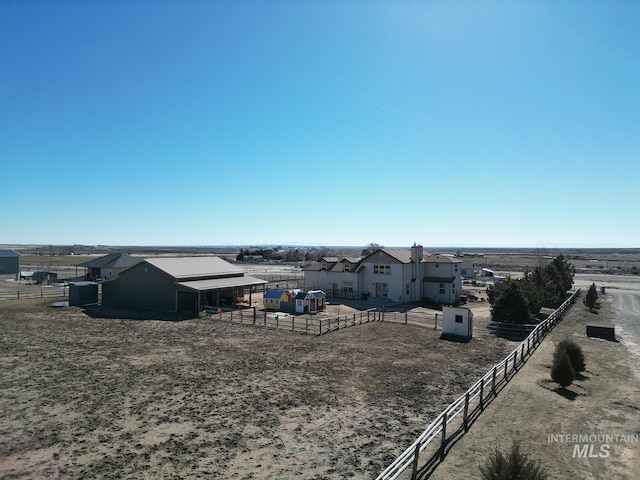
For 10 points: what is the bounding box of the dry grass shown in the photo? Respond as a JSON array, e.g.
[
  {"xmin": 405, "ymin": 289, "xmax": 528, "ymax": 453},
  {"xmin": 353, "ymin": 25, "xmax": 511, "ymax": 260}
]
[{"xmin": 1, "ymin": 298, "xmax": 515, "ymax": 479}]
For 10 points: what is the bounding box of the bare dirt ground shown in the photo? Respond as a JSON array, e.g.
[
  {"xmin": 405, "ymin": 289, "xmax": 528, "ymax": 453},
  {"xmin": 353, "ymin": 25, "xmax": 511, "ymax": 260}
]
[
  {"xmin": 429, "ymin": 287, "xmax": 640, "ymax": 480},
  {"xmin": 0, "ymin": 298, "xmax": 515, "ymax": 479}
]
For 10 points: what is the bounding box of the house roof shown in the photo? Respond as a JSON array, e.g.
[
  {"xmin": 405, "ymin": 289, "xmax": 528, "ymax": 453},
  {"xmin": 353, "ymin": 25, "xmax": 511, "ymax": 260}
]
[
  {"xmin": 423, "ymin": 255, "xmax": 463, "ymax": 264},
  {"xmin": 178, "ymin": 275, "xmax": 268, "ymax": 292},
  {"xmin": 78, "ymin": 253, "xmax": 143, "ymax": 269},
  {"xmin": 304, "ymin": 263, "xmax": 324, "ymax": 271},
  {"xmin": 0, "ymin": 250, "xmax": 21, "ymax": 257},
  {"xmin": 145, "ymin": 256, "xmax": 244, "ymax": 279}
]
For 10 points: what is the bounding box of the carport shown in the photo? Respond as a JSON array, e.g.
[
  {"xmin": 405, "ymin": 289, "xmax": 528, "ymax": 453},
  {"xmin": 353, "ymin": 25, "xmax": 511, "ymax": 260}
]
[{"xmin": 178, "ymin": 275, "xmax": 268, "ymax": 311}]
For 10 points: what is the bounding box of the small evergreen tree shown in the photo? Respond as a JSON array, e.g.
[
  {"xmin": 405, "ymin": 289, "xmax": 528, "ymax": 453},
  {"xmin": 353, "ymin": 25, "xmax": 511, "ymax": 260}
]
[
  {"xmin": 551, "ymin": 346, "xmax": 575, "ymax": 387},
  {"xmin": 491, "ymin": 280, "xmax": 530, "ymax": 324},
  {"xmin": 584, "ymin": 283, "xmax": 598, "ymax": 312},
  {"xmin": 480, "ymin": 441, "xmax": 548, "ymax": 480},
  {"xmin": 557, "ymin": 339, "xmax": 586, "ymax": 373}
]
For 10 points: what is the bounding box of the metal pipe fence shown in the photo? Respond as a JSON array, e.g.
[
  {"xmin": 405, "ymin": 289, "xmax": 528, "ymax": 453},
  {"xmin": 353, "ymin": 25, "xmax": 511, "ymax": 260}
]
[{"xmin": 376, "ymin": 288, "xmax": 582, "ymax": 480}]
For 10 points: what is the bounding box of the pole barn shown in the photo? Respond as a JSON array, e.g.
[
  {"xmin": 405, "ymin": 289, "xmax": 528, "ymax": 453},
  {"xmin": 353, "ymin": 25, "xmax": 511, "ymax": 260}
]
[{"xmin": 0, "ymin": 250, "xmax": 21, "ymax": 279}]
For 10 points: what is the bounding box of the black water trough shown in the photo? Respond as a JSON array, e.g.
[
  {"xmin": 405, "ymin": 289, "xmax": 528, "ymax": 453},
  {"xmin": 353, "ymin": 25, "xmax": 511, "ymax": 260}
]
[{"xmin": 586, "ymin": 322, "xmax": 616, "ymax": 341}]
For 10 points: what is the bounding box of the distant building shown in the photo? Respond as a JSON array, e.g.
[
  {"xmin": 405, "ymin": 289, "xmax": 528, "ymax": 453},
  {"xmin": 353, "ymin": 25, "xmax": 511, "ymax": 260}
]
[
  {"xmin": 0, "ymin": 249, "xmax": 21, "ymax": 276},
  {"xmin": 460, "ymin": 261, "xmax": 475, "ymax": 278},
  {"xmin": 77, "ymin": 253, "xmax": 144, "ymax": 281},
  {"xmin": 33, "ymin": 271, "xmax": 57, "ymax": 284},
  {"xmin": 481, "ymin": 268, "xmax": 494, "ymax": 277}
]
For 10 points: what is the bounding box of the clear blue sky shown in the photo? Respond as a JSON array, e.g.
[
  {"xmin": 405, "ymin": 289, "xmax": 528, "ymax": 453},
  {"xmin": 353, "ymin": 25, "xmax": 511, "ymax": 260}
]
[{"xmin": 2, "ymin": 1, "xmax": 638, "ymax": 248}]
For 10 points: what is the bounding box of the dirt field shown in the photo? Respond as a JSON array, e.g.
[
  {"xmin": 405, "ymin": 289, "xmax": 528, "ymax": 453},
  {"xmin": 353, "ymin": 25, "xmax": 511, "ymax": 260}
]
[
  {"xmin": 0, "ymin": 298, "xmax": 515, "ymax": 479},
  {"xmin": 429, "ymin": 288, "xmax": 640, "ymax": 480}
]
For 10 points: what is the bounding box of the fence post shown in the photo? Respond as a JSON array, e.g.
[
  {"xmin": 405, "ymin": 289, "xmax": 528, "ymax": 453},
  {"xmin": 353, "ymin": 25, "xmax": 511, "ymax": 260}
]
[
  {"xmin": 264, "ymin": 310, "xmax": 267, "ymax": 326},
  {"xmin": 404, "ymin": 311, "xmax": 408, "ymax": 325},
  {"xmin": 17, "ymin": 291, "xmax": 20, "ymax": 299},
  {"xmin": 492, "ymin": 367, "xmax": 497, "ymax": 394},
  {"xmin": 434, "ymin": 313, "xmax": 438, "ymax": 329},
  {"xmin": 504, "ymin": 358, "xmax": 508, "ymax": 380},
  {"xmin": 306, "ymin": 317, "xmax": 308, "ymax": 333},
  {"xmin": 440, "ymin": 412, "xmax": 448, "ymax": 460},
  {"xmin": 411, "ymin": 443, "xmax": 421, "ymax": 480},
  {"xmin": 480, "ymin": 379, "xmax": 484, "ymax": 410},
  {"xmin": 253, "ymin": 307, "xmax": 256, "ymax": 324},
  {"xmin": 291, "ymin": 317, "xmax": 295, "ymax": 331},
  {"xmin": 463, "ymin": 392, "xmax": 470, "ymax": 432}
]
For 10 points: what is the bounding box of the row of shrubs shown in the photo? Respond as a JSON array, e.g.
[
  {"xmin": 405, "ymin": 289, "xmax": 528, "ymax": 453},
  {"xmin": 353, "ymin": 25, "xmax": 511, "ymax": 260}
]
[{"xmin": 480, "ymin": 340, "xmax": 587, "ymax": 479}]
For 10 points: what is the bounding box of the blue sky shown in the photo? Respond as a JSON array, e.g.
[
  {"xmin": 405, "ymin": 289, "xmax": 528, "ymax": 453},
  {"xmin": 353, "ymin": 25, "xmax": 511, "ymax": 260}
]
[{"xmin": 1, "ymin": 1, "xmax": 638, "ymax": 248}]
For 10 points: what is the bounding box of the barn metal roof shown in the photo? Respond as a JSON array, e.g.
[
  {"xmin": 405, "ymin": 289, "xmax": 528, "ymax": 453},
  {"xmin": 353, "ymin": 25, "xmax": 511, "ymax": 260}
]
[
  {"xmin": 0, "ymin": 249, "xmax": 21, "ymax": 256},
  {"xmin": 145, "ymin": 256, "xmax": 243, "ymax": 279},
  {"xmin": 178, "ymin": 275, "xmax": 268, "ymax": 291}
]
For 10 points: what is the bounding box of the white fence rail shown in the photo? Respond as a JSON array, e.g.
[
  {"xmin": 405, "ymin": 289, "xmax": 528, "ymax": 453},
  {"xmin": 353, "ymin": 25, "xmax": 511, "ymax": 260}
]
[{"xmin": 376, "ymin": 288, "xmax": 582, "ymax": 480}]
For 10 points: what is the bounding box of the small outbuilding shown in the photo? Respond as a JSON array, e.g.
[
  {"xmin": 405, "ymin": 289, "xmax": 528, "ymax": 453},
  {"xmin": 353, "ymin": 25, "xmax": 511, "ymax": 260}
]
[
  {"xmin": 295, "ymin": 290, "xmax": 326, "ymax": 314},
  {"xmin": 442, "ymin": 306, "xmax": 473, "ymax": 340},
  {"xmin": 264, "ymin": 289, "xmax": 297, "ymax": 312},
  {"xmin": 69, "ymin": 281, "xmax": 99, "ymax": 306}
]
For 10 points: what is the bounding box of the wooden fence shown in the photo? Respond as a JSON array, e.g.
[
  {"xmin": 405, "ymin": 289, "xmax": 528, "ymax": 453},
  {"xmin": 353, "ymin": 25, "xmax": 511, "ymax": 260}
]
[
  {"xmin": 204, "ymin": 307, "xmax": 381, "ymax": 335},
  {"xmin": 0, "ymin": 287, "xmax": 68, "ymax": 301},
  {"xmin": 376, "ymin": 288, "xmax": 582, "ymax": 480}
]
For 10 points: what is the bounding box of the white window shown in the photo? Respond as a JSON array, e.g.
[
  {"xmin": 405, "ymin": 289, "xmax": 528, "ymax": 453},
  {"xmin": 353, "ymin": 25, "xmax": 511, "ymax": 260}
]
[
  {"xmin": 455, "ymin": 314, "xmax": 463, "ymax": 323},
  {"xmin": 374, "ymin": 264, "xmax": 391, "ymax": 275}
]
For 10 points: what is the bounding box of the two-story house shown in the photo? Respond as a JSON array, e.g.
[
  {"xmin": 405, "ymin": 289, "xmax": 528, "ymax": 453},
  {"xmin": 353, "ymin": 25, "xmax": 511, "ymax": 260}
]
[{"xmin": 304, "ymin": 244, "xmax": 462, "ymax": 305}]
